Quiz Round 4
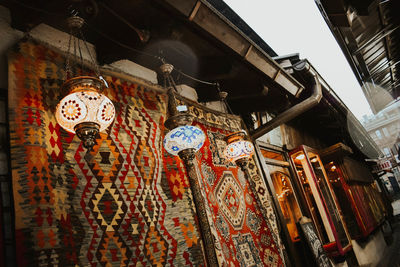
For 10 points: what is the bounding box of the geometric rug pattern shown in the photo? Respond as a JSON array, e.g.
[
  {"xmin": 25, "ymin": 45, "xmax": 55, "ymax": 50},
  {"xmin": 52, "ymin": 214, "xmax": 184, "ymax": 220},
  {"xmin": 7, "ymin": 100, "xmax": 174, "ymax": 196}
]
[
  {"xmin": 191, "ymin": 120, "xmax": 284, "ymax": 266},
  {"xmin": 8, "ymin": 39, "xmax": 205, "ymax": 266}
]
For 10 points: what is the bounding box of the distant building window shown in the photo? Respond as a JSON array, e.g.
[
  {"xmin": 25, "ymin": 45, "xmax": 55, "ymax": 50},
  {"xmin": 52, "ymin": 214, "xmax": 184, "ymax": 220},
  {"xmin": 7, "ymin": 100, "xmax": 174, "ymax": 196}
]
[
  {"xmin": 383, "ymin": 147, "xmax": 391, "ymax": 156},
  {"xmin": 375, "ymin": 130, "xmax": 382, "ymax": 139},
  {"xmin": 383, "ymin": 127, "xmax": 389, "ymax": 137}
]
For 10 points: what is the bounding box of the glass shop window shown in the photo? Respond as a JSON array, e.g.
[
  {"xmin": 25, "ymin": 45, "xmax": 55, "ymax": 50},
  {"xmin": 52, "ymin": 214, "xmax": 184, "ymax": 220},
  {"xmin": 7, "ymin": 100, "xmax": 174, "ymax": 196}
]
[
  {"xmin": 259, "ymin": 146, "xmax": 302, "ymax": 244},
  {"xmin": 362, "ymin": 184, "xmax": 385, "ymax": 223},
  {"xmin": 290, "ymin": 146, "xmax": 352, "ymax": 256},
  {"xmin": 324, "ymin": 161, "xmax": 361, "ymax": 239},
  {"xmin": 270, "ymin": 169, "xmax": 302, "ymax": 242},
  {"xmin": 291, "ymin": 152, "xmax": 332, "ymax": 244}
]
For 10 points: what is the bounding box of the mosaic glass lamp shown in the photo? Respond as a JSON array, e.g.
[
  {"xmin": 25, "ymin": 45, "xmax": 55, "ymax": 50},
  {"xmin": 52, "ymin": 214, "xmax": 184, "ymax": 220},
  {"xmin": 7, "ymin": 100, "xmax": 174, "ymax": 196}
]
[
  {"xmin": 160, "ymin": 63, "xmax": 205, "ymax": 159},
  {"xmin": 56, "ymin": 76, "xmax": 115, "ymax": 149},
  {"xmin": 55, "ymin": 15, "xmax": 115, "ymax": 149},
  {"xmin": 224, "ymin": 130, "xmax": 254, "ymax": 168},
  {"xmin": 159, "ymin": 63, "xmax": 218, "ymax": 265},
  {"xmin": 163, "ymin": 125, "xmax": 205, "ymax": 156}
]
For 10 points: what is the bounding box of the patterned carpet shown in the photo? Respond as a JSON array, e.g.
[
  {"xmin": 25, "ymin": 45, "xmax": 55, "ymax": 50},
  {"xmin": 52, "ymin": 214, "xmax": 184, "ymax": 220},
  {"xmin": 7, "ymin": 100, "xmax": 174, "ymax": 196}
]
[
  {"xmin": 192, "ymin": 121, "xmax": 283, "ymax": 266},
  {"xmin": 8, "ymin": 38, "xmax": 284, "ymax": 266}
]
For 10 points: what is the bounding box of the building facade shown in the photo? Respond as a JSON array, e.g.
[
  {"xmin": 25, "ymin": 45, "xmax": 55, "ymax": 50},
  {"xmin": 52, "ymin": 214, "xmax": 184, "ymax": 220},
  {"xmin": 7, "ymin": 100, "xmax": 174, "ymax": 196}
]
[
  {"xmin": 249, "ymin": 55, "xmax": 389, "ymax": 267},
  {"xmin": 362, "ymin": 102, "xmax": 400, "ymax": 157},
  {"xmin": 0, "ymin": 1, "xmax": 395, "ymax": 267},
  {"xmin": 361, "ymin": 102, "xmax": 400, "ymax": 196}
]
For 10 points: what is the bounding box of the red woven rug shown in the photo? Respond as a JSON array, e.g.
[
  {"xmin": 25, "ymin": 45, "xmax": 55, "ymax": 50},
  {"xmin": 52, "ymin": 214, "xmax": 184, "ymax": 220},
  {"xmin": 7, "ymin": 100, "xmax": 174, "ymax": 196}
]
[
  {"xmin": 8, "ymin": 38, "xmax": 283, "ymax": 266},
  {"xmin": 9, "ymin": 39, "xmax": 205, "ymax": 266},
  {"xmin": 190, "ymin": 119, "xmax": 283, "ymax": 266}
]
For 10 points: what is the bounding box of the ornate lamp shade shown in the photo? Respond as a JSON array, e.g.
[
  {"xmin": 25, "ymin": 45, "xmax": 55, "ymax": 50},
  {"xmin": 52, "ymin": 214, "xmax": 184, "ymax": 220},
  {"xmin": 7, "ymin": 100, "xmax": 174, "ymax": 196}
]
[
  {"xmin": 224, "ymin": 131, "xmax": 254, "ymax": 167},
  {"xmin": 56, "ymin": 76, "xmax": 115, "ymax": 149},
  {"xmin": 163, "ymin": 125, "xmax": 206, "ymax": 156}
]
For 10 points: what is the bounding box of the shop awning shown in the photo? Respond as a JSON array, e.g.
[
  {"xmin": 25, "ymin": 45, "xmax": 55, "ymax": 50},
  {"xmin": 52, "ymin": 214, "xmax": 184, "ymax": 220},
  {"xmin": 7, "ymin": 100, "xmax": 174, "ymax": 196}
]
[{"xmin": 316, "ymin": 0, "xmax": 400, "ymax": 113}]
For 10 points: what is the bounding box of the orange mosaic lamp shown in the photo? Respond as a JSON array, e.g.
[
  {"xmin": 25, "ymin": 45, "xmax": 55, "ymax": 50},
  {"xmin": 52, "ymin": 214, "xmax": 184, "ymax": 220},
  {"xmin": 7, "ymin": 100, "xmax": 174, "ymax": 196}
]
[
  {"xmin": 224, "ymin": 131, "xmax": 254, "ymax": 168},
  {"xmin": 56, "ymin": 76, "xmax": 115, "ymax": 149},
  {"xmin": 55, "ymin": 15, "xmax": 115, "ymax": 150}
]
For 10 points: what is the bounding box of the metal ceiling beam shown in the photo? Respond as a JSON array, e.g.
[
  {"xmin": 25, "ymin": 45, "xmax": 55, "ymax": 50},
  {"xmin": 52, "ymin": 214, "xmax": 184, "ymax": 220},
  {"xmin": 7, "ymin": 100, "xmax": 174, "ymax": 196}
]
[
  {"xmin": 369, "ymin": 58, "xmax": 390, "ymax": 76},
  {"xmin": 378, "ymin": 4, "xmax": 396, "ymax": 93},
  {"xmin": 364, "ymin": 46, "xmax": 385, "ymax": 64},
  {"xmin": 370, "ymin": 66, "xmax": 390, "ymax": 80},
  {"xmin": 353, "ymin": 24, "xmax": 399, "ymax": 54},
  {"xmin": 316, "ymin": 0, "xmax": 400, "ymax": 113}
]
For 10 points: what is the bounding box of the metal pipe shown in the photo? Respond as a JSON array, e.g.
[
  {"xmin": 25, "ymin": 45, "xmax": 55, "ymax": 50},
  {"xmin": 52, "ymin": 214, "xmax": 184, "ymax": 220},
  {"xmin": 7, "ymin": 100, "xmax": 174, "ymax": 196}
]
[{"xmin": 250, "ymin": 60, "xmax": 322, "ymax": 140}]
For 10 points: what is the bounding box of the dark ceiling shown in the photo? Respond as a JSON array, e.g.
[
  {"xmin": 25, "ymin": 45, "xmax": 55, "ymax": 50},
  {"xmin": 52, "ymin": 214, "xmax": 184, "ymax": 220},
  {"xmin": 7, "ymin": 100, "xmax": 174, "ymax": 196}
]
[{"xmin": 3, "ymin": 0, "xmax": 297, "ymax": 116}]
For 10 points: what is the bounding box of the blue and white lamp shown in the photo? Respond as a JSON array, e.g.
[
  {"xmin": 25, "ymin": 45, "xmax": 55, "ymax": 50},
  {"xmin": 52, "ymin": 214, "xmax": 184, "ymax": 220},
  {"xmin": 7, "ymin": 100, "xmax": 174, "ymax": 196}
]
[
  {"xmin": 160, "ymin": 63, "xmax": 206, "ymax": 159},
  {"xmin": 160, "ymin": 63, "xmax": 219, "ymax": 265},
  {"xmin": 163, "ymin": 125, "xmax": 205, "ymax": 156}
]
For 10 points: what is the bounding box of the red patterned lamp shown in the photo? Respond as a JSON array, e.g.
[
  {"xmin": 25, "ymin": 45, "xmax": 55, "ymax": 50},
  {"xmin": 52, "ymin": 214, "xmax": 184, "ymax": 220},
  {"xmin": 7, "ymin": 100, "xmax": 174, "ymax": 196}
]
[
  {"xmin": 55, "ymin": 15, "xmax": 115, "ymax": 149},
  {"xmin": 224, "ymin": 130, "xmax": 254, "ymax": 169},
  {"xmin": 56, "ymin": 76, "xmax": 115, "ymax": 149}
]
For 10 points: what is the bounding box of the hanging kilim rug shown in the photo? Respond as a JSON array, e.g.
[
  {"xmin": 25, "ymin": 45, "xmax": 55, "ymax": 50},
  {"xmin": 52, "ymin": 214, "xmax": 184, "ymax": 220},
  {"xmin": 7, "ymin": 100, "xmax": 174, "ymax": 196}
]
[
  {"xmin": 176, "ymin": 98, "xmax": 285, "ymax": 267},
  {"xmin": 8, "ymin": 38, "xmax": 206, "ymax": 266}
]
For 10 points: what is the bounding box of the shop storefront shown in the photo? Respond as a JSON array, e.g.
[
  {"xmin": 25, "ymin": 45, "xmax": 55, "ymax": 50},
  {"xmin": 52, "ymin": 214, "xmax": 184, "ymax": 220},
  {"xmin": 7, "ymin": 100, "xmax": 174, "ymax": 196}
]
[
  {"xmin": 256, "ymin": 139, "xmax": 389, "ymax": 266},
  {"xmin": 320, "ymin": 143, "xmax": 386, "ymax": 239},
  {"xmin": 289, "ymin": 146, "xmax": 352, "ymax": 258}
]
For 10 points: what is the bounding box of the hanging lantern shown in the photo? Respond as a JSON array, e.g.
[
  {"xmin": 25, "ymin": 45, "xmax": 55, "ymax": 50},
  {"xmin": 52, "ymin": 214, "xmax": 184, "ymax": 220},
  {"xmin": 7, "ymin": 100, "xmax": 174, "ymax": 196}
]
[
  {"xmin": 158, "ymin": 64, "xmax": 219, "ymax": 265},
  {"xmin": 224, "ymin": 131, "xmax": 254, "ymax": 168},
  {"xmin": 159, "ymin": 63, "xmax": 205, "ymax": 158},
  {"xmin": 163, "ymin": 125, "xmax": 205, "ymax": 156},
  {"xmin": 56, "ymin": 76, "xmax": 115, "ymax": 149},
  {"xmin": 55, "ymin": 15, "xmax": 115, "ymax": 149}
]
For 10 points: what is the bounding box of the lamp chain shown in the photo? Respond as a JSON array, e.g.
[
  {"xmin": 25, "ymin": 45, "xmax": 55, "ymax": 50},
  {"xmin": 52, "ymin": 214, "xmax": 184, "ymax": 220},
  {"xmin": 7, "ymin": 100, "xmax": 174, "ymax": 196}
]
[
  {"xmin": 65, "ymin": 30, "xmax": 73, "ymax": 80},
  {"xmin": 79, "ymin": 27, "xmax": 101, "ymax": 77},
  {"xmin": 216, "ymin": 82, "xmax": 233, "ymax": 115},
  {"xmin": 64, "ymin": 14, "xmax": 101, "ymax": 81},
  {"xmin": 215, "ymin": 82, "xmax": 236, "ymax": 132},
  {"xmin": 161, "ymin": 62, "xmax": 180, "ymax": 118},
  {"xmin": 73, "ymin": 31, "xmax": 78, "ymax": 75},
  {"xmin": 77, "ymin": 35, "xmax": 84, "ymax": 76},
  {"xmin": 65, "ymin": 15, "xmax": 84, "ymax": 80}
]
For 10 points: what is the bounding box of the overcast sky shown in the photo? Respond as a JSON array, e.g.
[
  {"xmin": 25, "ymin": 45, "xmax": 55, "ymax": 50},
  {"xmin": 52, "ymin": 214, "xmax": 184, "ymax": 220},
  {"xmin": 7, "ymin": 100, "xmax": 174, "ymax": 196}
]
[{"xmin": 223, "ymin": 0, "xmax": 373, "ymax": 119}]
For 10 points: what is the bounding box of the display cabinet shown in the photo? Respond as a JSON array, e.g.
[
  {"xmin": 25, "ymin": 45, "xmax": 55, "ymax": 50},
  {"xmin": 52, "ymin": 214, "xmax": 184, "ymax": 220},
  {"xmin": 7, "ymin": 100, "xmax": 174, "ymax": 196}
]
[
  {"xmin": 259, "ymin": 146, "xmax": 303, "ymax": 243},
  {"xmin": 324, "ymin": 161, "xmax": 386, "ymax": 238},
  {"xmin": 257, "ymin": 144, "xmax": 318, "ymax": 266},
  {"xmin": 271, "ymin": 170, "xmax": 302, "ymax": 242},
  {"xmin": 323, "ymin": 161, "xmax": 361, "ymax": 238},
  {"xmin": 289, "ymin": 145, "xmax": 352, "ymax": 257},
  {"xmin": 320, "ymin": 143, "xmax": 386, "ymax": 239}
]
